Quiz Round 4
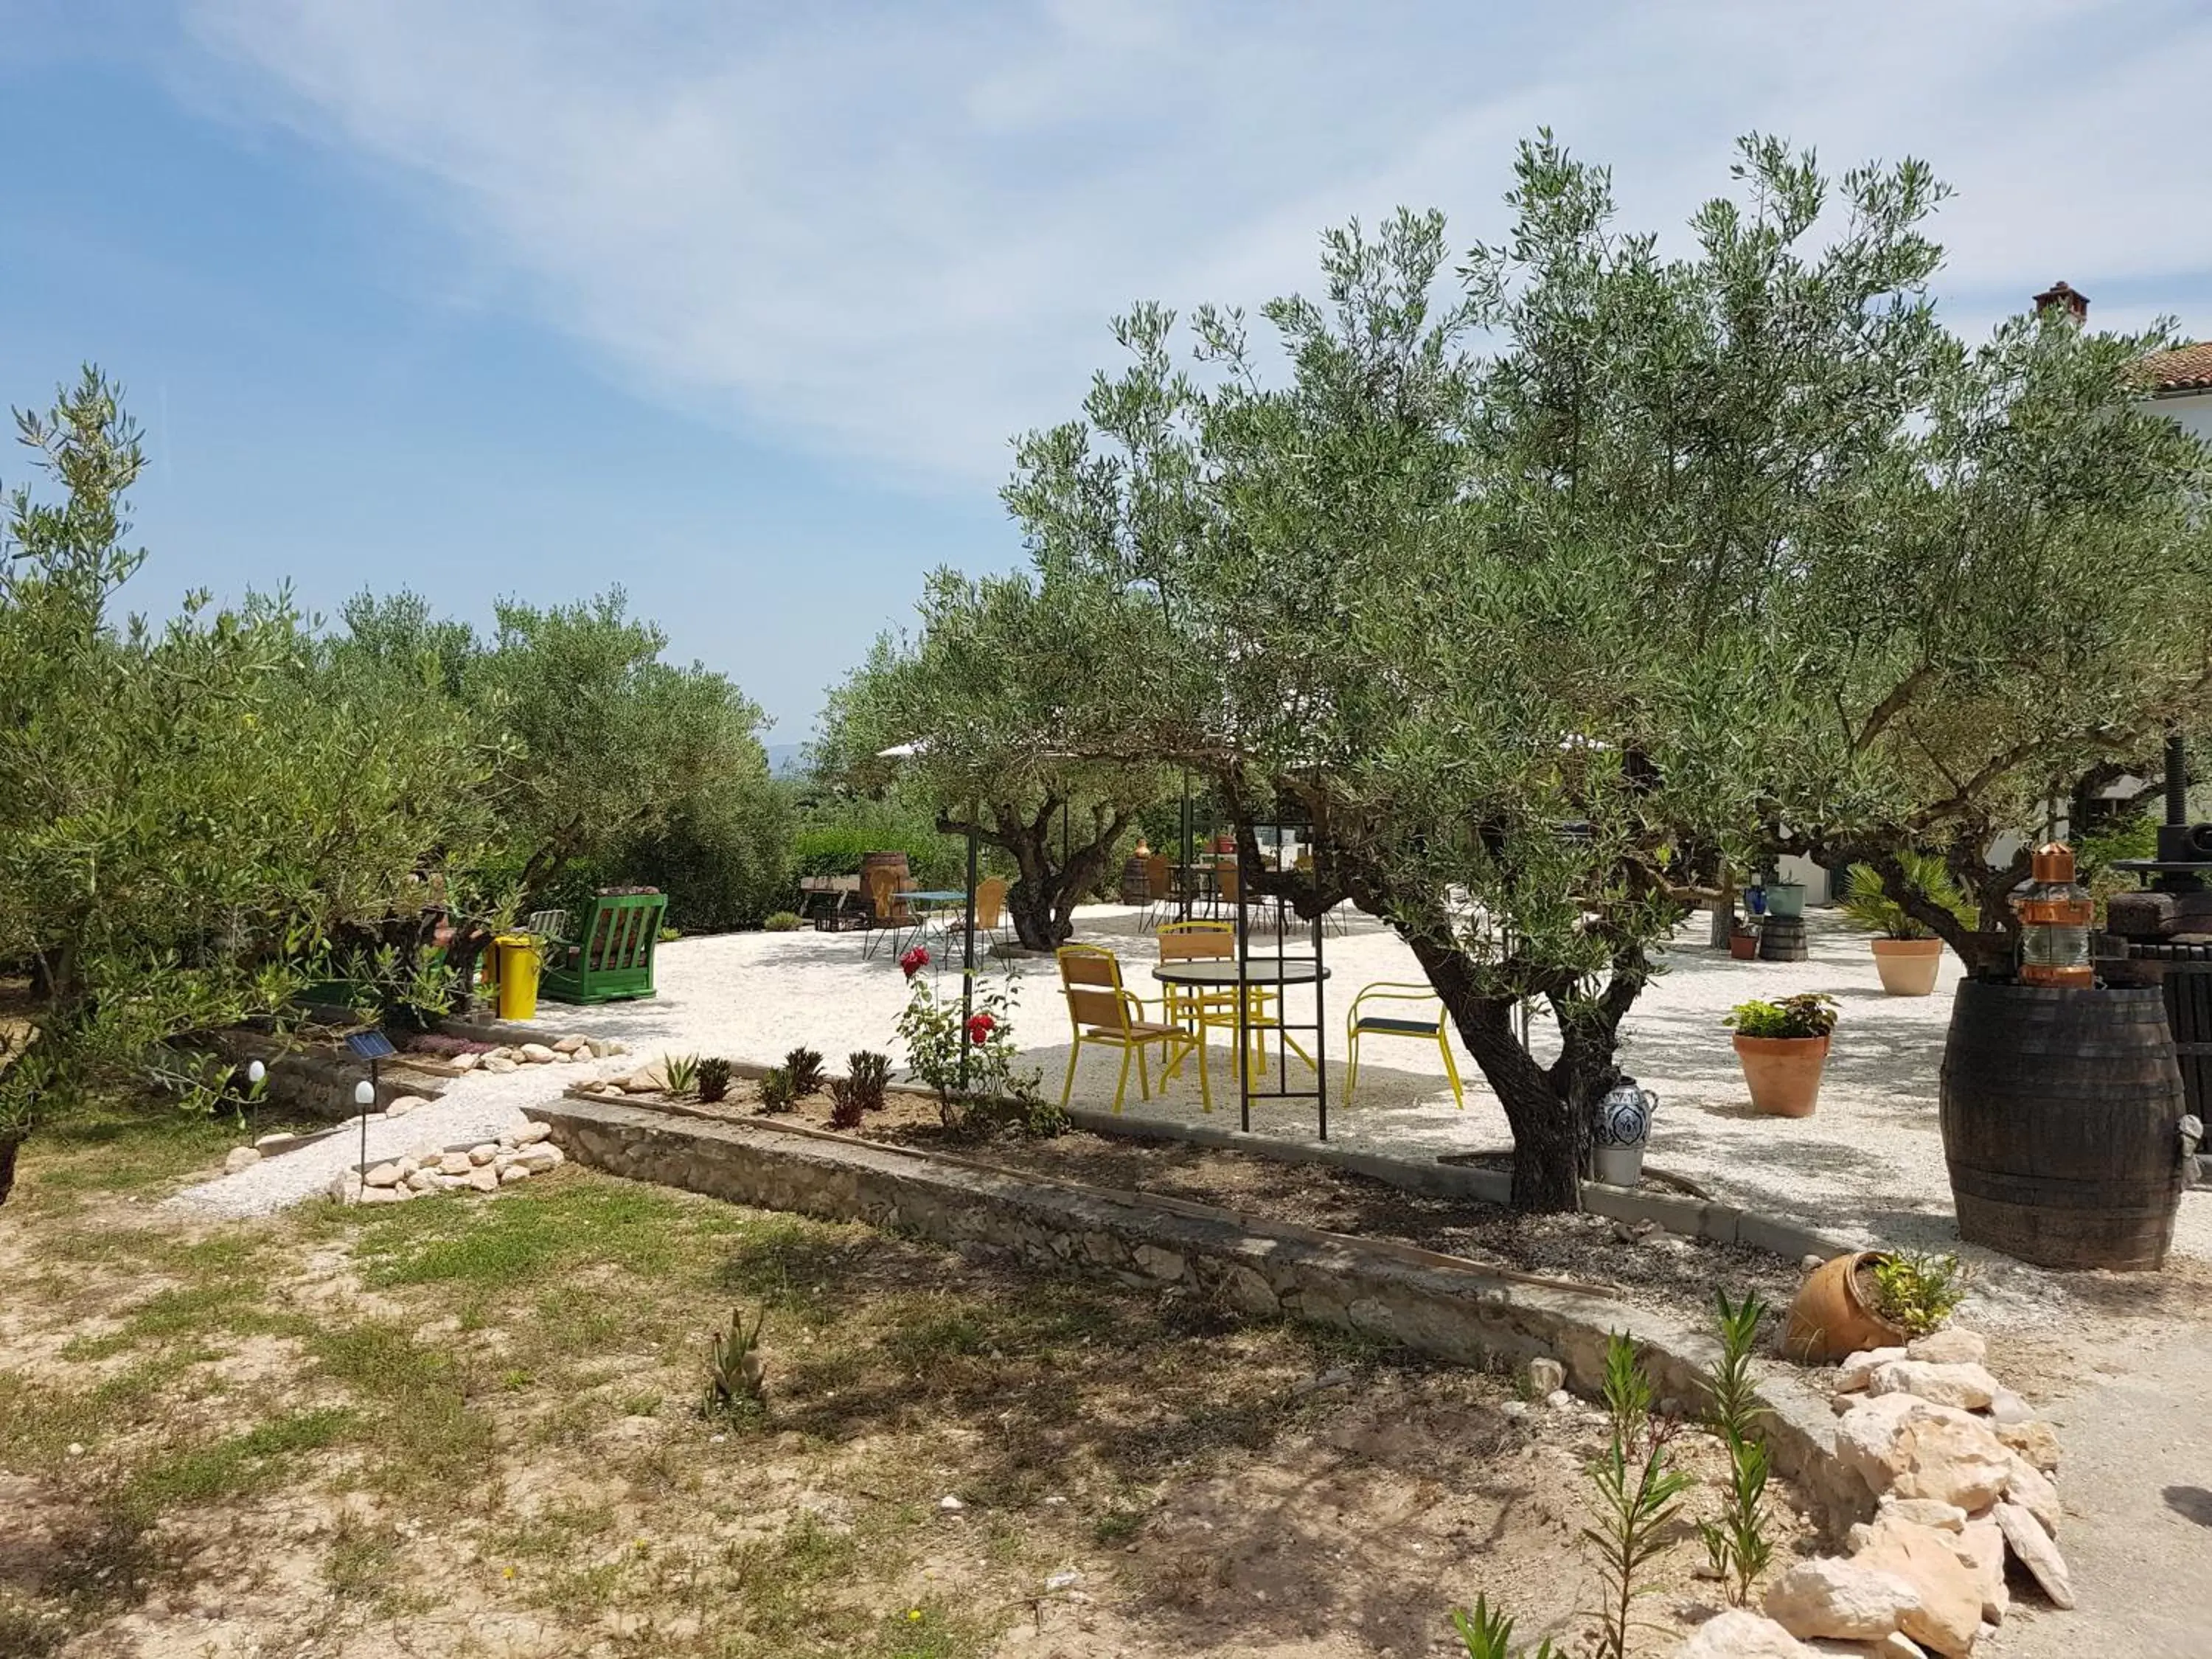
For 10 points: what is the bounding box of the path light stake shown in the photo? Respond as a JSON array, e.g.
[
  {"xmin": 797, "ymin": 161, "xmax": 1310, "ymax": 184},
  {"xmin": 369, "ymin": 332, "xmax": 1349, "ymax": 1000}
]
[{"xmin": 344, "ymin": 1029, "xmax": 397, "ymax": 1205}]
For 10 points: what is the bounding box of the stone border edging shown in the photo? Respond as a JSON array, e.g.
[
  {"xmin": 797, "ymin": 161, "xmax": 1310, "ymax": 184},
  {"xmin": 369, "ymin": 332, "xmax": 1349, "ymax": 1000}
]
[{"xmin": 526, "ymin": 1096, "xmax": 1868, "ymax": 1530}]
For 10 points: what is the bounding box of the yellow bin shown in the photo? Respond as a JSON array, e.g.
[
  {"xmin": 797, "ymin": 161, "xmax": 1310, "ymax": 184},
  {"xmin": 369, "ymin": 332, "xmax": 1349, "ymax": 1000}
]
[{"xmin": 494, "ymin": 934, "xmax": 543, "ymax": 1022}]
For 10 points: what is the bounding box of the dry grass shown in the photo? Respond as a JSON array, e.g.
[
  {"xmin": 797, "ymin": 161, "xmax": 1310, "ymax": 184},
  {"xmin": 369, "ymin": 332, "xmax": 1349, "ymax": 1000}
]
[{"xmin": 0, "ymin": 1106, "xmax": 1815, "ymax": 1658}]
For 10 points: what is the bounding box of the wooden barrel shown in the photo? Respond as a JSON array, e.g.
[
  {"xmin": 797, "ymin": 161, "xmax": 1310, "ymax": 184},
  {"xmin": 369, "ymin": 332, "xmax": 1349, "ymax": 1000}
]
[
  {"xmin": 1758, "ymin": 914, "xmax": 1808, "ymax": 962},
  {"xmin": 1938, "ymin": 980, "xmax": 2185, "ymax": 1270},
  {"xmin": 858, "ymin": 851, "xmax": 912, "ymax": 923}
]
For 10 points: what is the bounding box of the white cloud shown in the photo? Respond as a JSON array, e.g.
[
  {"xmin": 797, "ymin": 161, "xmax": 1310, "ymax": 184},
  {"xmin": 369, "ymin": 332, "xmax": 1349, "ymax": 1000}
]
[{"xmin": 181, "ymin": 0, "xmax": 2212, "ymax": 485}]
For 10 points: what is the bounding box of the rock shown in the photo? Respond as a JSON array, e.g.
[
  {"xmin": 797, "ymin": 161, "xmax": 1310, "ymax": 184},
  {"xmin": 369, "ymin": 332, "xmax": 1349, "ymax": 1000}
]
[
  {"xmin": 1763, "ymin": 1557, "xmax": 1919, "ymax": 1641},
  {"xmin": 406, "ymin": 1170, "xmax": 440, "ymax": 1193},
  {"xmin": 552, "ymin": 1035, "xmax": 587, "ymax": 1054},
  {"xmin": 1679, "ymin": 1609, "xmax": 1819, "ymax": 1657},
  {"xmin": 1985, "ymin": 1388, "xmax": 2032, "ymax": 1427},
  {"xmin": 466, "ymin": 1166, "xmax": 499, "ymax": 1194},
  {"xmin": 513, "ymin": 1120, "xmax": 553, "ymax": 1147},
  {"xmin": 468, "ymin": 1142, "xmax": 500, "ymax": 1166},
  {"xmin": 1500, "ymin": 1400, "xmax": 1530, "ymax": 1419},
  {"xmin": 386, "ymin": 1095, "xmax": 431, "ymax": 1119},
  {"xmin": 938, "ymin": 1495, "xmax": 964, "ymax": 1512},
  {"xmin": 327, "ymin": 1173, "xmax": 364, "ymax": 1203},
  {"xmin": 1868, "ymin": 1360, "xmax": 1998, "ymax": 1411},
  {"xmin": 253, "ymin": 1131, "xmax": 303, "ymax": 1152},
  {"xmin": 1848, "ymin": 1516, "xmax": 1986, "ymax": 1657},
  {"xmin": 1805, "ymin": 1638, "xmax": 1926, "ymax": 1659},
  {"xmin": 515, "ymin": 1143, "xmax": 563, "ymax": 1172},
  {"xmin": 484, "ymin": 1056, "xmax": 518, "ymax": 1074},
  {"xmin": 224, "ymin": 1146, "xmax": 262, "ymax": 1174},
  {"xmin": 500, "ymin": 1164, "xmax": 530, "ymax": 1184},
  {"xmin": 1526, "ymin": 1357, "xmax": 1566, "ymax": 1396},
  {"xmin": 450, "ymin": 1051, "xmax": 481, "ymax": 1071},
  {"xmin": 362, "ymin": 1162, "xmax": 403, "ymax": 1189},
  {"xmin": 605, "ymin": 1040, "xmax": 629, "ymax": 1057},
  {"xmin": 1801, "ymin": 1253, "xmax": 1826, "ymax": 1273},
  {"xmin": 1835, "ymin": 1394, "xmax": 1983, "ymax": 1495},
  {"xmin": 439, "ymin": 1152, "xmax": 473, "ymax": 1176},
  {"xmin": 519, "ymin": 1043, "xmax": 557, "ymax": 1063},
  {"xmin": 1885, "ymin": 1416, "xmax": 2014, "ymax": 1511},
  {"xmin": 1877, "ymin": 1496, "xmax": 1965, "ymax": 1532},
  {"xmin": 1905, "ymin": 1328, "xmax": 1986, "ymax": 1366},
  {"xmin": 1952, "ymin": 1512, "xmax": 2006, "ymax": 1626},
  {"xmin": 1836, "ymin": 1347, "xmax": 1907, "ymax": 1393},
  {"xmin": 1992, "ymin": 1500, "xmax": 2073, "ymax": 1610},
  {"xmin": 621, "ymin": 1072, "xmax": 661, "ymax": 1094},
  {"xmin": 360, "ymin": 1184, "xmax": 404, "ymax": 1203},
  {"xmin": 1545, "ymin": 1388, "xmax": 1573, "ymax": 1409},
  {"xmin": 1994, "ymin": 1419, "xmax": 2059, "ymax": 1474},
  {"xmin": 2002, "ymin": 1452, "xmax": 2061, "ymax": 1537}
]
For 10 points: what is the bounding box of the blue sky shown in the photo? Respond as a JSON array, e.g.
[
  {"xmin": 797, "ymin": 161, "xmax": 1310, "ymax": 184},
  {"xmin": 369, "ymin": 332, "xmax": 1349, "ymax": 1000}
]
[{"xmin": 5, "ymin": 2, "xmax": 2210, "ymax": 738}]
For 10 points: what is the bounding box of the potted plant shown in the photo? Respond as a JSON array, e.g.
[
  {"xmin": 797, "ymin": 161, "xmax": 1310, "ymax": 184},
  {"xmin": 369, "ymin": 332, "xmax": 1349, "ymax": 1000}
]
[
  {"xmin": 1724, "ymin": 993, "xmax": 1838, "ymax": 1117},
  {"xmin": 1728, "ymin": 920, "xmax": 1761, "ymax": 961},
  {"xmin": 1783, "ymin": 1248, "xmax": 1968, "ymax": 1363},
  {"xmin": 1838, "ymin": 853, "xmax": 1970, "ymax": 997}
]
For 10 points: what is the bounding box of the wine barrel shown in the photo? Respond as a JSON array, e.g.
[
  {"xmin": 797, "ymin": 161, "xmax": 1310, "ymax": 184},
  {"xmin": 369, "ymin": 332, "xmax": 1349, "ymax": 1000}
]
[
  {"xmin": 1938, "ymin": 980, "xmax": 2185, "ymax": 1270},
  {"xmin": 857, "ymin": 851, "xmax": 912, "ymax": 924},
  {"xmin": 1758, "ymin": 914, "xmax": 1809, "ymax": 962}
]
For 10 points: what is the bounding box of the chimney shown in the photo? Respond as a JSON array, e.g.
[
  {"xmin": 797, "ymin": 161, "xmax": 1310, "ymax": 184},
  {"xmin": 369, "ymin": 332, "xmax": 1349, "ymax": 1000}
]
[{"xmin": 2033, "ymin": 280, "xmax": 2090, "ymax": 326}]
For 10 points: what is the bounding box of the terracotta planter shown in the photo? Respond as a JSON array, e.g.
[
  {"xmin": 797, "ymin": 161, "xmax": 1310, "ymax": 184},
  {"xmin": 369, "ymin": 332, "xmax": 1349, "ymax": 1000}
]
[
  {"xmin": 1871, "ymin": 937, "xmax": 1943, "ymax": 997},
  {"xmin": 1733, "ymin": 1032, "xmax": 1829, "ymax": 1117},
  {"xmin": 1784, "ymin": 1250, "xmax": 1905, "ymax": 1363},
  {"xmin": 1728, "ymin": 933, "xmax": 1760, "ymax": 961}
]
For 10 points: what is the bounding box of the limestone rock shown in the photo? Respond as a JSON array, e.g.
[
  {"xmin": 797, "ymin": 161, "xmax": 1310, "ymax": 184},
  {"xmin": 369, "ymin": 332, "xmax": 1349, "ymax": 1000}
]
[
  {"xmin": 1952, "ymin": 1512, "xmax": 2006, "ymax": 1627},
  {"xmin": 1678, "ymin": 1609, "xmax": 1819, "ymax": 1657},
  {"xmin": 450, "ymin": 1051, "xmax": 481, "ymax": 1071},
  {"xmin": 467, "ymin": 1142, "xmax": 499, "ymax": 1166},
  {"xmin": 406, "ymin": 1170, "xmax": 440, "ymax": 1193},
  {"xmin": 1836, "ymin": 1395, "xmax": 1980, "ymax": 1495},
  {"xmin": 1868, "ymin": 1360, "xmax": 1997, "ymax": 1411},
  {"xmin": 484, "ymin": 1056, "xmax": 518, "ymax": 1074},
  {"xmin": 499, "ymin": 1164, "xmax": 530, "ymax": 1184},
  {"xmin": 515, "ymin": 1143, "xmax": 564, "ymax": 1172},
  {"xmin": 1848, "ymin": 1517, "xmax": 1985, "ymax": 1657},
  {"xmin": 360, "ymin": 1184, "xmax": 404, "ymax": 1203},
  {"xmin": 1527, "ymin": 1357, "xmax": 1566, "ymax": 1397},
  {"xmin": 327, "ymin": 1172, "xmax": 364, "ymax": 1202},
  {"xmin": 2001, "ymin": 1452, "xmax": 2061, "ymax": 1537},
  {"xmin": 1804, "ymin": 1638, "xmax": 1926, "ymax": 1659},
  {"xmin": 1992, "ymin": 1501, "xmax": 2073, "ymax": 1610},
  {"xmin": 466, "ymin": 1165, "xmax": 499, "ymax": 1194},
  {"xmin": 552, "ymin": 1035, "xmax": 587, "ymax": 1054},
  {"xmin": 1763, "ymin": 1558, "xmax": 1919, "ymax": 1641},
  {"xmin": 362, "ymin": 1162, "xmax": 403, "ymax": 1189},
  {"xmin": 1885, "ymin": 1416, "xmax": 2013, "ymax": 1511},
  {"xmin": 386, "ymin": 1095, "xmax": 431, "ymax": 1119},
  {"xmin": 1544, "ymin": 1388, "xmax": 1573, "ymax": 1409},
  {"xmin": 253, "ymin": 1131, "xmax": 303, "ymax": 1152},
  {"xmin": 1905, "ymin": 1328, "xmax": 1986, "ymax": 1366},
  {"xmin": 224, "ymin": 1146, "xmax": 262, "ymax": 1174},
  {"xmin": 1877, "ymin": 1496, "xmax": 1965, "ymax": 1533},
  {"xmin": 513, "ymin": 1120, "xmax": 553, "ymax": 1146},
  {"xmin": 1985, "ymin": 1388, "xmax": 2032, "ymax": 1426},
  {"xmin": 1994, "ymin": 1419, "xmax": 2059, "ymax": 1474},
  {"xmin": 519, "ymin": 1043, "xmax": 557, "ymax": 1063},
  {"xmin": 1837, "ymin": 1347, "xmax": 1907, "ymax": 1393},
  {"xmin": 438, "ymin": 1152, "xmax": 473, "ymax": 1177},
  {"xmin": 621, "ymin": 1071, "xmax": 661, "ymax": 1094}
]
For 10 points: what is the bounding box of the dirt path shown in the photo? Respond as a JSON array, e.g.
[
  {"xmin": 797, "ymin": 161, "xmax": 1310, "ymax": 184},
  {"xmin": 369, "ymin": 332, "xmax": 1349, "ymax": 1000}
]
[{"xmin": 1994, "ymin": 1321, "xmax": 2212, "ymax": 1658}]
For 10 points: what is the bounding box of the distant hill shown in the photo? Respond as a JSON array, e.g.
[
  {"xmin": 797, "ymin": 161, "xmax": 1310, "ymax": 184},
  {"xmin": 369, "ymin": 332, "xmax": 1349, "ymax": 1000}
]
[{"xmin": 762, "ymin": 742, "xmax": 812, "ymax": 779}]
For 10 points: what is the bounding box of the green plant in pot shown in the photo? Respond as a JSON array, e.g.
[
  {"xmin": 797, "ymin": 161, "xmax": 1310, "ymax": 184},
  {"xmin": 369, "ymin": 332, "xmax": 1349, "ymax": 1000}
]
[
  {"xmin": 1839, "ymin": 853, "xmax": 1972, "ymax": 997},
  {"xmin": 1724, "ymin": 995, "xmax": 1838, "ymax": 1118}
]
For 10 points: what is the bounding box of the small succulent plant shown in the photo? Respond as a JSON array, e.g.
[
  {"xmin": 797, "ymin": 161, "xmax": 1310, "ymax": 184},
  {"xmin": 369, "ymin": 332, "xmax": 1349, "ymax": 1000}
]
[
  {"xmin": 702, "ymin": 1307, "xmax": 765, "ymax": 1419},
  {"xmin": 784, "ymin": 1046, "xmax": 825, "ymax": 1098},
  {"xmin": 697, "ymin": 1057, "xmax": 732, "ymax": 1105},
  {"xmin": 757, "ymin": 1067, "xmax": 795, "ymax": 1113},
  {"xmin": 661, "ymin": 1052, "xmax": 701, "ymax": 1097}
]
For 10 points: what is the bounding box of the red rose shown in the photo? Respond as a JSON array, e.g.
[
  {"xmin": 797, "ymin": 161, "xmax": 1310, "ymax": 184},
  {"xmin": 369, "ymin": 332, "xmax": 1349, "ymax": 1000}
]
[
  {"xmin": 966, "ymin": 1013, "xmax": 997, "ymax": 1043},
  {"xmin": 900, "ymin": 945, "xmax": 930, "ymax": 978}
]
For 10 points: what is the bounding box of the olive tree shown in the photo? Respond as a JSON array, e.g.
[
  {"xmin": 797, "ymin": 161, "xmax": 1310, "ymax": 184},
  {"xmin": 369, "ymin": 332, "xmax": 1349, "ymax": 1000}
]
[
  {"xmin": 818, "ymin": 568, "xmax": 1180, "ymax": 949},
  {"xmin": 1009, "ymin": 136, "xmax": 1984, "ymax": 1209},
  {"xmin": 0, "ymin": 372, "xmax": 487, "ymax": 1203}
]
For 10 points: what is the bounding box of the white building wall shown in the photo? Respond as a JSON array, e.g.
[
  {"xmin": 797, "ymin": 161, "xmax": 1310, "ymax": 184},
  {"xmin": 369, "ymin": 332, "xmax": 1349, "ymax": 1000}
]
[{"xmin": 2152, "ymin": 389, "xmax": 2212, "ymax": 446}]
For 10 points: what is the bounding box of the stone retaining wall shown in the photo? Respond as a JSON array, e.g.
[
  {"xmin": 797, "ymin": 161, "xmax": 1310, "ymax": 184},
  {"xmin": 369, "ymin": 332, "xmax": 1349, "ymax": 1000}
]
[
  {"xmin": 527, "ymin": 1096, "xmax": 1866, "ymax": 1530},
  {"xmin": 206, "ymin": 1029, "xmax": 450, "ymax": 1124}
]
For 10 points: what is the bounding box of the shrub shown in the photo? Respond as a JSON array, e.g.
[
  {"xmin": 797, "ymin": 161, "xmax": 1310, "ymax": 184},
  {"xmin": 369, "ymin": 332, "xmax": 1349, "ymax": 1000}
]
[
  {"xmin": 1871, "ymin": 1251, "xmax": 1969, "ymax": 1336},
  {"xmin": 1697, "ymin": 1291, "xmax": 1773, "ymax": 1607},
  {"xmin": 784, "ymin": 1046, "xmax": 825, "ymax": 1097},
  {"xmin": 892, "ymin": 959, "xmax": 1034, "ymax": 1130},
  {"xmin": 846, "ymin": 1051, "xmax": 891, "ymax": 1113},
  {"xmin": 757, "ymin": 1068, "xmax": 795, "ymax": 1113},
  {"xmin": 697, "ymin": 1057, "xmax": 732, "ymax": 1105},
  {"xmin": 1583, "ymin": 1333, "xmax": 1691, "ymax": 1659},
  {"xmin": 827, "ymin": 1077, "xmax": 865, "ymax": 1130},
  {"xmin": 1723, "ymin": 994, "xmax": 1838, "ymax": 1040},
  {"xmin": 763, "ymin": 911, "xmax": 805, "ymax": 932}
]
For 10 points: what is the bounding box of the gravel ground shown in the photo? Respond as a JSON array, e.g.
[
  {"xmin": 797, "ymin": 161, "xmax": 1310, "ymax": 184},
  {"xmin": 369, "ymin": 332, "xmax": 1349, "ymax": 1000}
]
[{"xmin": 170, "ymin": 904, "xmax": 2212, "ymax": 1334}]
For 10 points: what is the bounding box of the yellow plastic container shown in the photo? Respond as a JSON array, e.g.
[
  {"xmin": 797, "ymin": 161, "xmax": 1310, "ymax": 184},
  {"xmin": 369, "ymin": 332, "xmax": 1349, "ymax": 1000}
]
[{"xmin": 495, "ymin": 934, "xmax": 543, "ymax": 1022}]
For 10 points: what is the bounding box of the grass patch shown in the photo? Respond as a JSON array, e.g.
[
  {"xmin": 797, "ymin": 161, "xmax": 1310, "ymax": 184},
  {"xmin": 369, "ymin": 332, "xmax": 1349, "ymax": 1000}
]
[
  {"xmin": 120, "ymin": 1408, "xmax": 355, "ymax": 1523},
  {"xmin": 303, "ymin": 1322, "xmax": 494, "ymax": 1490}
]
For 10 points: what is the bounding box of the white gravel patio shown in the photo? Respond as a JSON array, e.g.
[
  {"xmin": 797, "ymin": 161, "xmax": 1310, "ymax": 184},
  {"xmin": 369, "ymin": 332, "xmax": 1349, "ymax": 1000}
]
[{"xmin": 175, "ymin": 903, "xmax": 2211, "ymax": 1321}]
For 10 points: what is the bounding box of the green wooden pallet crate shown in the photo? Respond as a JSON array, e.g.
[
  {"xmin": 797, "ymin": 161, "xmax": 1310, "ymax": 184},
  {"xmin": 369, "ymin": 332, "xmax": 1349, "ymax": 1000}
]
[{"xmin": 540, "ymin": 892, "xmax": 668, "ymax": 1005}]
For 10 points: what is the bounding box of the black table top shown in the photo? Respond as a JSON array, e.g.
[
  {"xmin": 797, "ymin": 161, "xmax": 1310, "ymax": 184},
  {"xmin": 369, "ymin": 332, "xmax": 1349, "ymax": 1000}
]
[{"xmin": 1150, "ymin": 957, "xmax": 1329, "ymax": 986}]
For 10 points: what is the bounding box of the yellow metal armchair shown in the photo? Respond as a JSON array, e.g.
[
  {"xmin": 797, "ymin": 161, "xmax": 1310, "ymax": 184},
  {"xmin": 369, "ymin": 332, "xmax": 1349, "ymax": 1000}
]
[
  {"xmin": 1057, "ymin": 945, "xmax": 1206, "ymax": 1114},
  {"xmin": 1344, "ymin": 981, "xmax": 1467, "ymax": 1110}
]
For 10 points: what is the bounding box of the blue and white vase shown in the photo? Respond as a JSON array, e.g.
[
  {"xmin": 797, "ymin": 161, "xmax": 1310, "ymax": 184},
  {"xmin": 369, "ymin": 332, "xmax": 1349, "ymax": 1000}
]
[{"xmin": 1592, "ymin": 1079, "xmax": 1658, "ymax": 1186}]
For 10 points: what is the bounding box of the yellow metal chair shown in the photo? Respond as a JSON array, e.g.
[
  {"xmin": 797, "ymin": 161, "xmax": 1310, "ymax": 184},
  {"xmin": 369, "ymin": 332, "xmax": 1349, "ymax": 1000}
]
[
  {"xmin": 1155, "ymin": 921, "xmax": 1313, "ymax": 1082},
  {"xmin": 937, "ymin": 875, "xmax": 1010, "ymax": 956},
  {"xmin": 1057, "ymin": 945, "xmax": 1207, "ymax": 1113},
  {"xmin": 1344, "ymin": 982, "xmax": 1466, "ymax": 1110}
]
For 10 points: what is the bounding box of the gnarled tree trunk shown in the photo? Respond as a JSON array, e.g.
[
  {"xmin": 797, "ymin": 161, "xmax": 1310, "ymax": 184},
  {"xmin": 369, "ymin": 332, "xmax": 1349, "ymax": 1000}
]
[{"xmin": 941, "ymin": 799, "xmax": 1131, "ymax": 950}]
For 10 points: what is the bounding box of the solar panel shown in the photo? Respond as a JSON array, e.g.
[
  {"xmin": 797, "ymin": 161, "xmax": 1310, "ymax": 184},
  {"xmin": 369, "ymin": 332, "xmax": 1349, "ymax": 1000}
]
[{"xmin": 344, "ymin": 1030, "xmax": 397, "ymax": 1061}]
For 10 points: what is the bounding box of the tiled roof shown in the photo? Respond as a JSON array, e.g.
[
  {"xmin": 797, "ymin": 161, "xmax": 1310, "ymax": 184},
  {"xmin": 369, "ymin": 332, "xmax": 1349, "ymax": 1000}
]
[{"xmin": 2143, "ymin": 341, "xmax": 2212, "ymax": 393}]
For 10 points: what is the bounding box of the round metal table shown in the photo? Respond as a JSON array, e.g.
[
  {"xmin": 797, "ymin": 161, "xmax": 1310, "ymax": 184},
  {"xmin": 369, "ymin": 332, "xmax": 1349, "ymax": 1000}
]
[{"xmin": 1149, "ymin": 957, "xmax": 1329, "ymax": 990}]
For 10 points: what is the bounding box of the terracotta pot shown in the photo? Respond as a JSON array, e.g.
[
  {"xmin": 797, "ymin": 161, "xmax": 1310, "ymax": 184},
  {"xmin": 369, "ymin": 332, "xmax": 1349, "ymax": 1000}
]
[
  {"xmin": 1784, "ymin": 1250, "xmax": 1905, "ymax": 1363},
  {"xmin": 1871, "ymin": 937, "xmax": 1943, "ymax": 996},
  {"xmin": 1728, "ymin": 933, "xmax": 1760, "ymax": 961},
  {"xmin": 1732, "ymin": 1032, "xmax": 1829, "ymax": 1117}
]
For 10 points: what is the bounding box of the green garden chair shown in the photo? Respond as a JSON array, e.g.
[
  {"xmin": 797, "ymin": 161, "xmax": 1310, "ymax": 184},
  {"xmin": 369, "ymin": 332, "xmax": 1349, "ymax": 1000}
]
[{"xmin": 539, "ymin": 891, "xmax": 668, "ymax": 1004}]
